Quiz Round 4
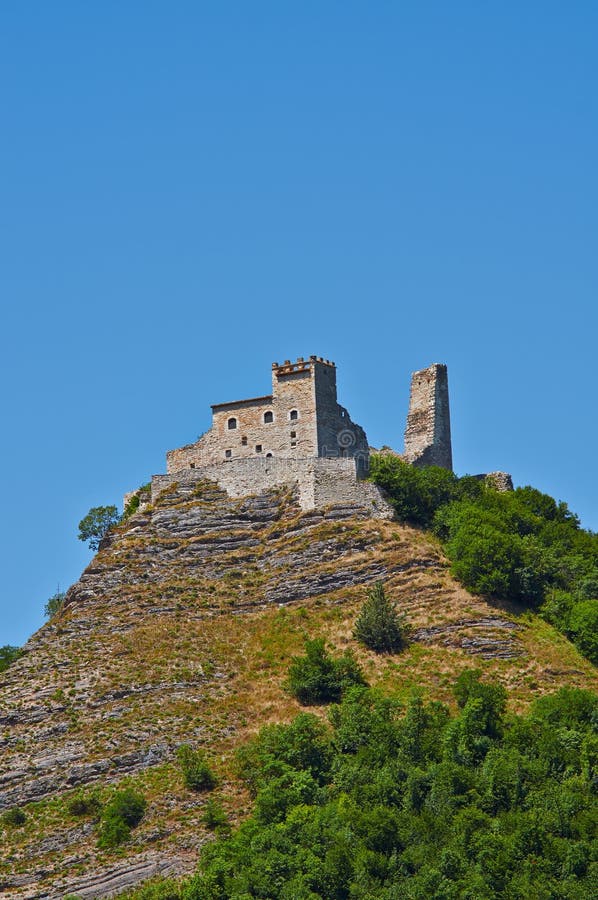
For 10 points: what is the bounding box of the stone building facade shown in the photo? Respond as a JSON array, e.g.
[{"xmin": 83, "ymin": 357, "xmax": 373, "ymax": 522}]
[{"xmin": 166, "ymin": 356, "xmax": 369, "ymax": 474}]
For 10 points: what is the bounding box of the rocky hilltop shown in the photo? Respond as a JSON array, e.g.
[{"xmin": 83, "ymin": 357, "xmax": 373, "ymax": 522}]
[{"xmin": 1, "ymin": 480, "xmax": 596, "ymax": 899}]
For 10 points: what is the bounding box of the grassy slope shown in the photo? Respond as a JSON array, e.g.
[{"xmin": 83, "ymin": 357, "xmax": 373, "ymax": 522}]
[{"xmin": 1, "ymin": 484, "xmax": 596, "ymax": 897}]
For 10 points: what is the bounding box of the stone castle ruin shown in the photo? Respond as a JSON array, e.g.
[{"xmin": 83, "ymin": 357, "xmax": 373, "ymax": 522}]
[{"xmin": 131, "ymin": 355, "xmax": 509, "ymax": 518}]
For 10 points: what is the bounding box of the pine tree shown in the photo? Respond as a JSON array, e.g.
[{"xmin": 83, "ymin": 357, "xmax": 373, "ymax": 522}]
[{"xmin": 354, "ymin": 581, "xmax": 408, "ymax": 653}]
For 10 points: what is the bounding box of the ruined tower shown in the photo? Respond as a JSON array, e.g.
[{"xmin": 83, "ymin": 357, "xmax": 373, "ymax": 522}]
[{"xmin": 403, "ymin": 363, "xmax": 453, "ymax": 471}]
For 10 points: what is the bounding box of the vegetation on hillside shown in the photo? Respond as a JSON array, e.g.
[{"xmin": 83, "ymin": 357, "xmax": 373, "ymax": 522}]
[
  {"xmin": 117, "ymin": 672, "xmax": 598, "ymax": 899},
  {"xmin": 369, "ymin": 455, "xmax": 598, "ymax": 664},
  {"xmin": 0, "ymin": 644, "xmax": 22, "ymax": 673}
]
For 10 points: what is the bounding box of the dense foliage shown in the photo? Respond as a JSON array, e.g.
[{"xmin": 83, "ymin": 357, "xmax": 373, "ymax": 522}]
[
  {"xmin": 354, "ymin": 581, "xmax": 408, "ymax": 653},
  {"xmin": 285, "ymin": 638, "xmax": 367, "ymax": 704},
  {"xmin": 370, "ymin": 455, "xmax": 598, "ymax": 663},
  {"xmin": 122, "ymin": 674, "xmax": 597, "ymax": 899}
]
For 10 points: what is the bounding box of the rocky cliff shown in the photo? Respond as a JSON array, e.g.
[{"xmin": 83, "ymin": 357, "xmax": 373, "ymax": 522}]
[{"xmin": 1, "ymin": 479, "xmax": 596, "ymax": 899}]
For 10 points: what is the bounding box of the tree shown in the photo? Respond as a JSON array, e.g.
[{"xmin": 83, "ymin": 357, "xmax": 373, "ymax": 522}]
[
  {"xmin": 354, "ymin": 581, "xmax": 408, "ymax": 653},
  {"xmin": 44, "ymin": 590, "xmax": 66, "ymax": 619},
  {"xmin": 78, "ymin": 505, "xmax": 120, "ymax": 551},
  {"xmin": 0, "ymin": 645, "xmax": 22, "ymax": 673},
  {"xmin": 567, "ymin": 600, "xmax": 598, "ymax": 664}
]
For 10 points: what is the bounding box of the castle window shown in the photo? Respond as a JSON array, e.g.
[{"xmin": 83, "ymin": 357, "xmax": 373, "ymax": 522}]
[
  {"xmin": 290, "ymin": 431, "xmax": 296, "ymax": 438},
  {"xmin": 266, "ymin": 452, "xmax": 273, "ymax": 458},
  {"xmin": 190, "ymin": 462, "xmax": 196, "ymax": 469},
  {"xmin": 227, "ymin": 417, "xmax": 237, "ymax": 430},
  {"xmin": 241, "ymin": 436, "xmax": 248, "ymax": 446},
  {"xmin": 291, "ymin": 441, "xmax": 297, "ymax": 448},
  {"xmin": 289, "ymin": 409, "xmax": 298, "ymax": 421},
  {"xmin": 264, "ymin": 411, "xmax": 274, "ymax": 424},
  {"xmin": 225, "ymin": 449, "xmax": 232, "ymax": 458},
  {"xmin": 255, "ymin": 444, "xmax": 262, "ymax": 453}
]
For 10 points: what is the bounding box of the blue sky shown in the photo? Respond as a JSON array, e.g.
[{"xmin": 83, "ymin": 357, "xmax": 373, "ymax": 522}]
[{"xmin": 1, "ymin": 2, "xmax": 597, "ymax": 646}]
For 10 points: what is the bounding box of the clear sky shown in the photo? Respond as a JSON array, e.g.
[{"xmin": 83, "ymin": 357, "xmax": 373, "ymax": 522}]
[{"xmin": 1, "ymin": 2, "xmax": 597, "ymax": 646}]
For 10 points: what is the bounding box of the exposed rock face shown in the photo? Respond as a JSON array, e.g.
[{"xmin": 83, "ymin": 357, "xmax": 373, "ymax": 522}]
[{"xmin": 1, "ymin": 480, "xmax": 595, "ymax": 898}]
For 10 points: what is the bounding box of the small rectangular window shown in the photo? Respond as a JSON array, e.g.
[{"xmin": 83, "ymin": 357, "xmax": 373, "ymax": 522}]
[
  {"xmin": 241, "ymin": 436, "xmax": 248, "ymax": 446},
  {"xmin": 255, "ymin": 445, "xmax": 262, "ymax": 453},
  {"xmin": 290, "ymin": 441, "xmax": 297, "ymax": 447},
  {"xmin": 290, "ymin": 431, "xmax": 296, "ymax": 438},
  {"xmin": 225, "ymin": 449, "xmax": 232, "ymax": 458}
]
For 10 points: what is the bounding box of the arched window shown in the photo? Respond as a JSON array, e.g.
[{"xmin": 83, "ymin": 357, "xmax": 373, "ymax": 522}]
[
  {"xmin": 289, "ymin": 409, "xmax": 298, "ymax": 421},
  {"xmin": 227, "ymin": 417, "xmax": 237, "ymax": 430},
  {"xmin": 266, "ymin": 452, "xmax": 273, "ymax": 458},
  {"xmin": 264, "ymin": 411, "xmax": 274, "ymax": 424}
]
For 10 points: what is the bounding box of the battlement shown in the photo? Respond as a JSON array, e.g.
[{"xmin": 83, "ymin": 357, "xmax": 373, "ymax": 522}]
[{"xmin": 271, "ymin": 356, "xmax": 335, "ymax": 376}]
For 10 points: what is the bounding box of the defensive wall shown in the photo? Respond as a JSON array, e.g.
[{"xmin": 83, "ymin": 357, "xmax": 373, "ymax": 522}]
[{"xmin": 152, "ymin": 457, "xmax": 395, "ymax": 520}]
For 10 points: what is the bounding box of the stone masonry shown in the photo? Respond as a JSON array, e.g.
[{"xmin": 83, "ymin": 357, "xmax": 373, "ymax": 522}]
[
  {"xmin": 128, "ymin": 355, "xmax": 509, "ymax": 518},
  {"xmin": 403, "ymin": 363, "xmax": 453, "ymax": 470},
  {"xmin": 157, "ymin": 356, "xmax": 391, "ymax": 518},
  {"xmin": 166, "ymin": 356, "xmax": 369, "ymax": 474}
]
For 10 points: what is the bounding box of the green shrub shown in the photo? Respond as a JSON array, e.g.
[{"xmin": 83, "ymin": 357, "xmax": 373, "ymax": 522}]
[
  {"xmin": 44, "ymin": 590, "xmax": 66, "ymax": 619},
  {"xmin": 236, "ymin": 713, "xmax": 332, "ymax": 796},
  {"xmin": 122, "ymin": 484, "xmax": 151, "ymax": 521},
  {"xmin": 177, "ymin": 745, "xmax": 217, "ymax": 791},
  {"xmin": 67, "ymin": 791, "xmax": 101, "ymax": 818},
  {"xmin": 285, "ymin": 638, "xmax": 366, "ymax": 705},
  {"xmin": 97, "ymin": 788, "xmax": 146, "ymax": 849},
  {"xmin": 0, "ymin": 645, "xmax": 22, "ymax": 673},
  {"xmin": 202, "ymin": 799, "xmax": 230, "ymax": 834},
  {"xmin": 1, "ymin": 806, "xmax": 26, "ymax": 827},
  {"xmin": 354, "ymin": 581, "xmax": 408, "ymax": 653}
]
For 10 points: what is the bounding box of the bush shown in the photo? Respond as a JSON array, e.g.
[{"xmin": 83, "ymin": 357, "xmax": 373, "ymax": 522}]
[
  {"xmin": 1, "ymin": 806, "xmax": 26, "ymax": 827},
  {"xmin": 122, "ymin": 483, "xmax": 151, "ymax": 521},
  {"xmin": 236, "ymin": 713, "xmax": 332, "ymax": 796},
  {"xmin": 67, "ymin": 791, "xmax": 101, "ymax": 817},
  {"xmin": 97, "ymin": 788, "xmax": 146, "ymax": 849},
  {"xmin": 369, "ymin": 455, "xmax": 460, "ymax": 526},
  {"xmin": 177, "ymin": 745, "xmax": 217, "ymax": 791},
  {"xmin": 285, "ymin": 638, "xmax": 366, "ymax": 705},
  {"xmin": 0, "ymin": 645, "xmax": 22, "ymax": 673},
  {"xmin": 202, "ymin": 799, "xmax": 230, "ymax": 834},
  {"xmin": 44, "ymin": 590, "xmax": 66, "ymax": 619},
  {"xmin": 354, "ymin": 581, "xmax": 408, "ymax": 653}
]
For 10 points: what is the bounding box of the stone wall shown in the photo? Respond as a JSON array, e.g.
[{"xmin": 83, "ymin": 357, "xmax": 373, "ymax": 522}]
[
  {"xmin": 403, "ymin": 363, "xmax": 453, "ymax": 470},
  {"xmin": 152, "ymin": 457, "xmax": 394, "ymax": 519},
  {"xmin": 166, "ymin": 356, "xmax": 369, "ymax": 474}
]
